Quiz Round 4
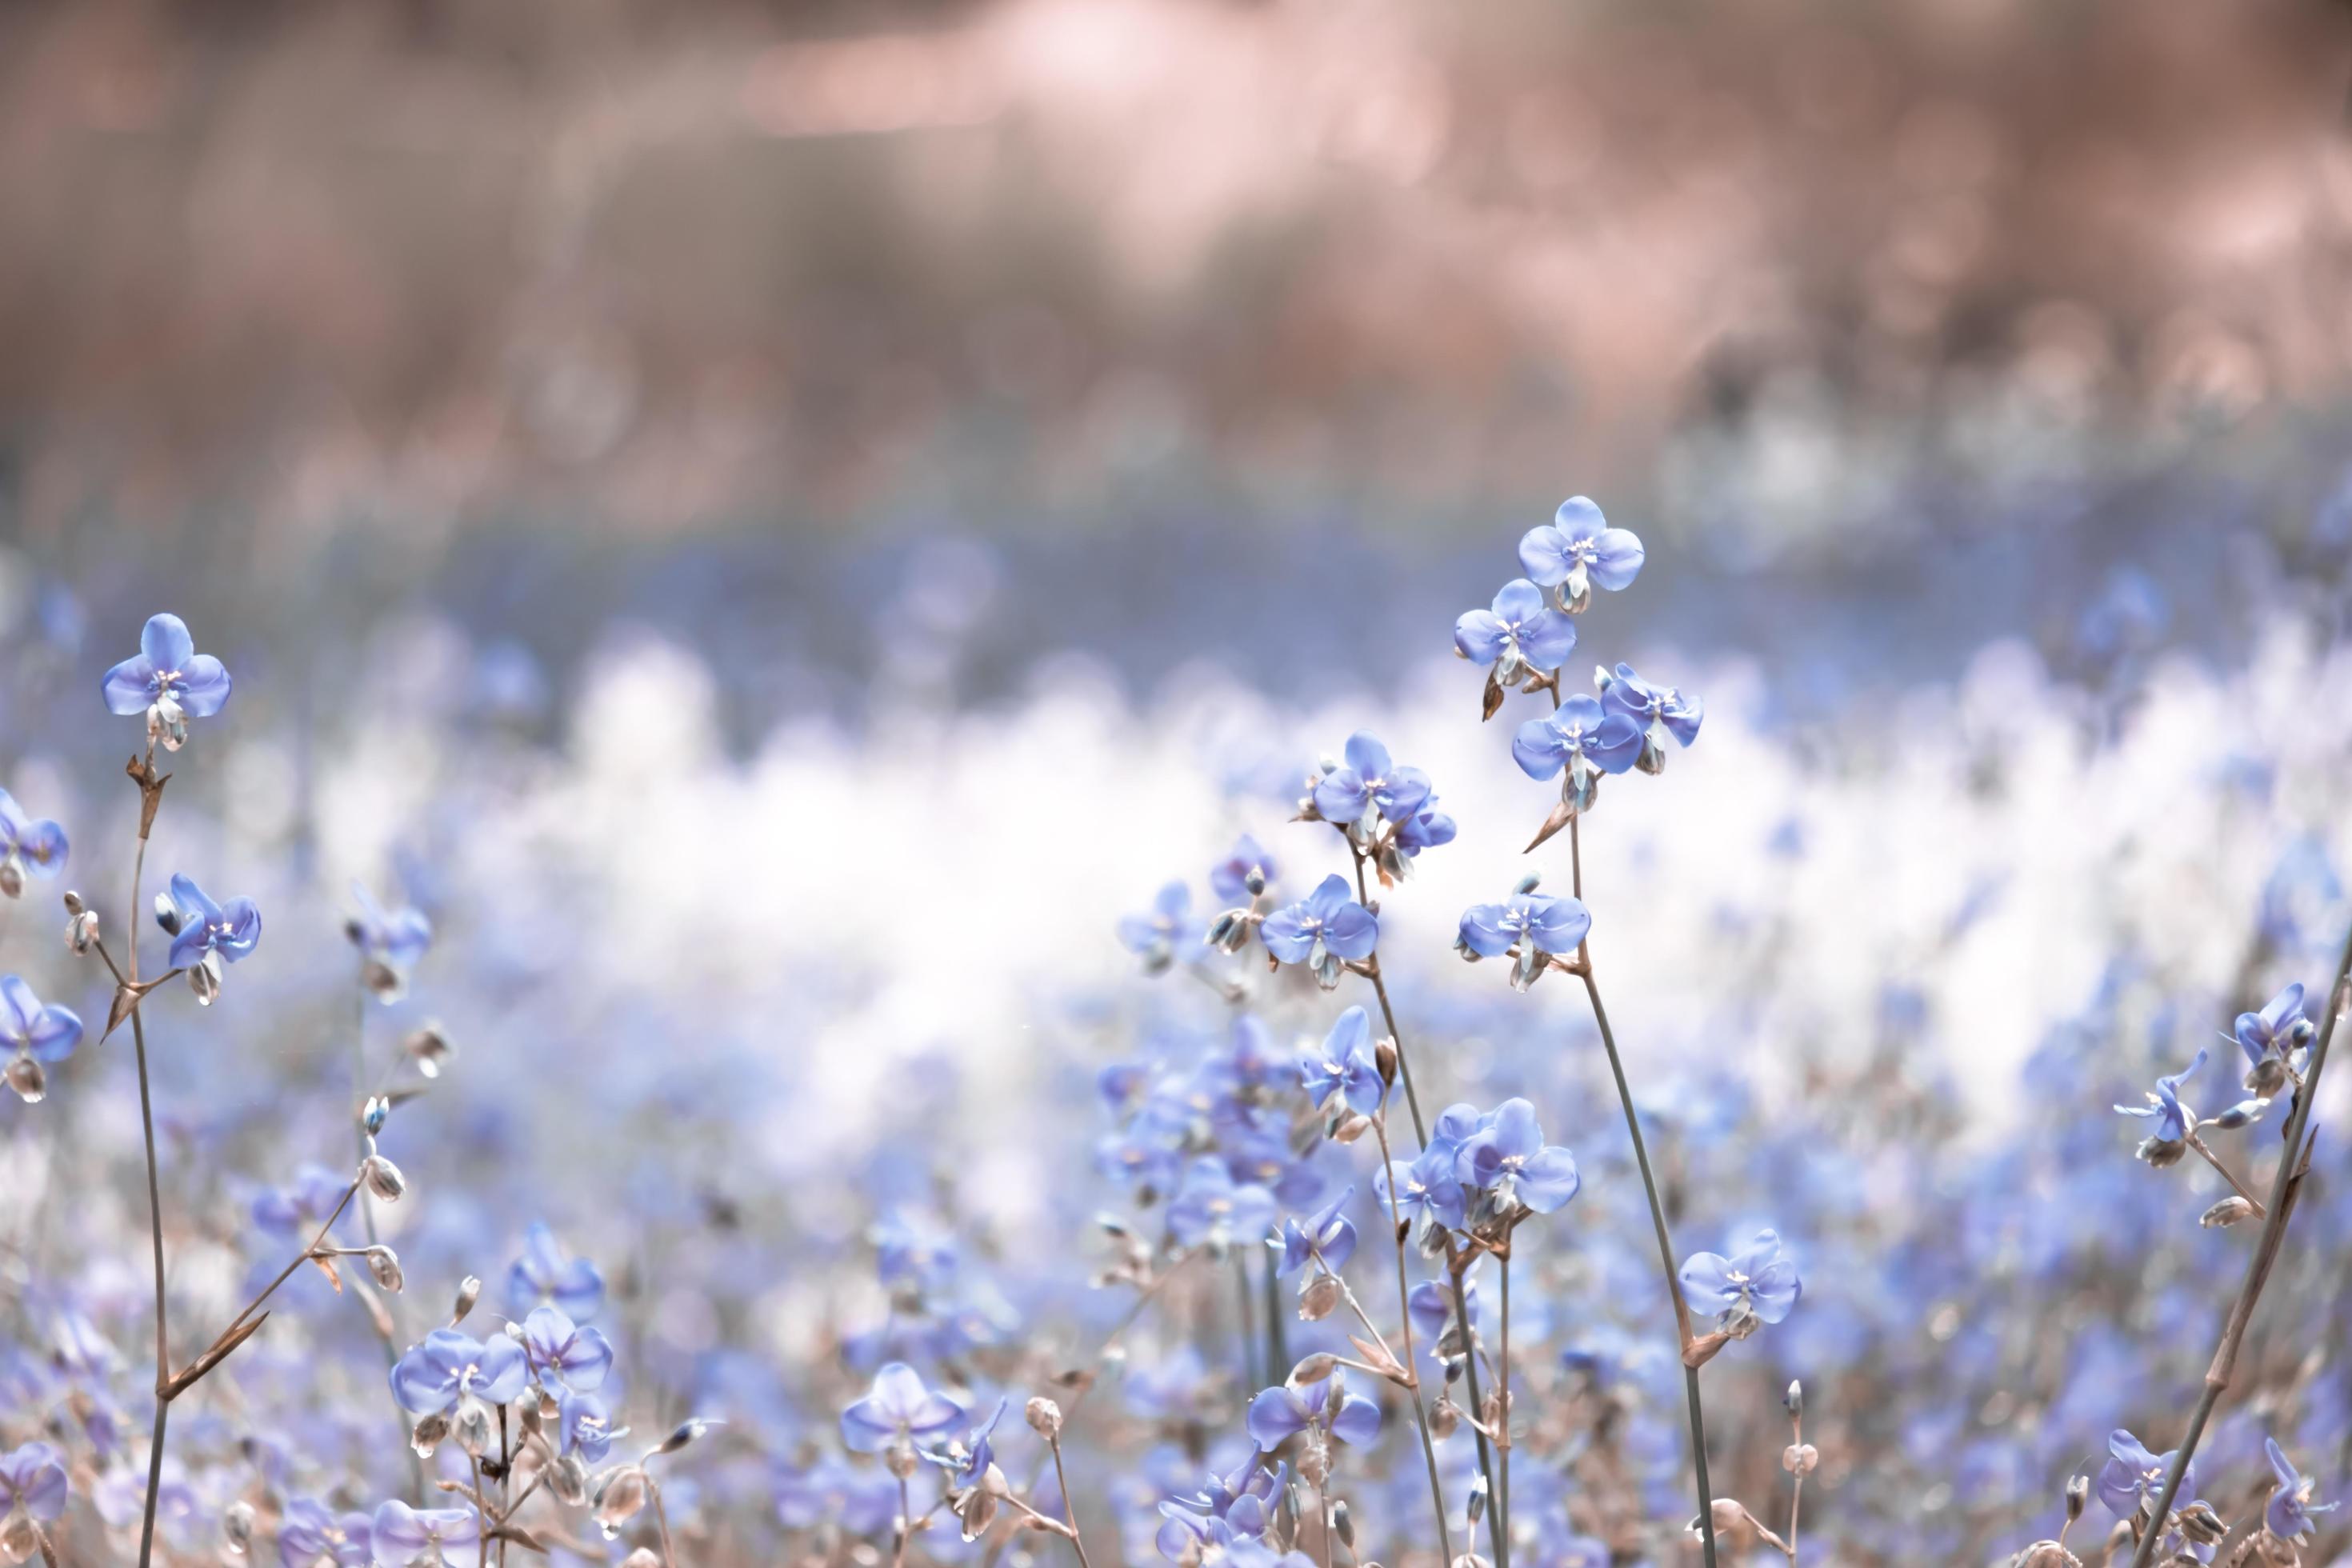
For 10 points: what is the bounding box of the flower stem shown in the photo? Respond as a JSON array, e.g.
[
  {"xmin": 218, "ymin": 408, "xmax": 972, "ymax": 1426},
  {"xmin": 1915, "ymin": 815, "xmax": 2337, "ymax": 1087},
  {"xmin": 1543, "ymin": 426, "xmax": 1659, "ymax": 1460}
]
[
  {"xmin": 1372, "ymin": 1117, "xmax": 1454, "ymax": 1567},
  {"xmin": 2126, "ymin": 923, "xmax": 2352, "ymax": 1568},
  {"xmin": 126, "ymin": 754, "xmax": 171, "ymax": 1568},
  {"xmin": 2183, "ymin": 1133, "xmax": 2266, "ymax": 1218},
  {"xmin": 1449, "ymin": 1260, "xmax": 1506, "ymax": 1568},
  {"xmin": 1046, "ymin": 1433, "xmax": 1095, "ymax": 1568},
  {"xmin": 1498, "ymin": 1254, "xmax": 1512, "ymax": 1557}
]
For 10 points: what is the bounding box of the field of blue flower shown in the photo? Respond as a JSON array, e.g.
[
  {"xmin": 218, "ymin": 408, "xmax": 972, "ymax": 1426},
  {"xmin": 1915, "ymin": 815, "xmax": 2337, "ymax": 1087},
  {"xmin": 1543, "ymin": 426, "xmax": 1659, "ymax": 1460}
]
[{"xmin": 2, "ymin": 472, "xmax": 2349, "ymax": 1568}]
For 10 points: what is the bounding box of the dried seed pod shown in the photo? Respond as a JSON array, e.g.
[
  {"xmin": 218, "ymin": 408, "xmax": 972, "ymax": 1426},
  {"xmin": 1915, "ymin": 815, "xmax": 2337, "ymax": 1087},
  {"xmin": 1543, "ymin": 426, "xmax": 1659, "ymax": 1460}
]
[
  {"xmin": 364, "ymin": 1246, "xmax": 405, "ymax": 1293},
  {"xmin": 410, "ymin": 1412, "xmax": 450, "ymax": 1458},
  {"xmin": 360, "ymin": 1154, "xmax": 406, "ymax": 1203},
  {"xmin": 223, "ymin": 1498, "xmax": 256, "ymax": 1553},
  {"xmin": 6, "ymin": 1058, "xmax": 45, "ymax": 1104},
  {"xmin": 2201, "ymin": 1197, "xmax": 2256, "ymax": 1229},
  {"xmin": 1298, "ymin": 1276, "xmax": 1342, "ymax": 1322},
  {"xmin": 594, "ymin": 1466, "xmax": 650, "ymax": 1538},
  {"xmin": 1290, "ymin": 1354, "xmax": 1338, "ymax": 1384},
  {"xmin": 1025, "ymin": 1397, "xmax": 1062, "ymax": 1438}
]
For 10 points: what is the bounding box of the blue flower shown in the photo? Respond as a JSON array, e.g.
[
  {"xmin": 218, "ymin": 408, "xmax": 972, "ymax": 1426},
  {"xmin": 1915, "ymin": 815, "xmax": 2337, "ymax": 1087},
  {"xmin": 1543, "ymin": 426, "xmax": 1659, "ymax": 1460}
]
[
  {"xmin": 518, "ymin": 1305, "xmax": 614, "ymax": 1394},
  {"xmin": 839, "ymin": 1362, "xmax": 965, "ymax": 1454},
  {"xmin": 0, "ymin": 1442, "xmax": 67, "ymax": 1527},
  {"xmin": 922, "ymin": 1395, "xmax": 1006, "ymax": 1489},
  {"xmin": 277, "ymin": 1496, "xmax": 371, "ymax": 1566},
  {"xmin": 1394, "ymin": 807, "xmax": 1456, "ymax": 858},
  {"xmin": 1457, "ymin": 889, "xmax": 1590, "ymax": 990},
  {"xmin": 250, "ymin": 1162, "xmax": 349, "ymax": 1234},
  {"xmin": 1376, "ymin": 1146, "xmax": 1465, "ymax": 1235},
  {"xmin": 347, "ymin": 883, "xmax": 433, "ymax": 1000},
  {"xmin": 389, "ymin": 1330, "xmax": 530, "ymax": 1418},
  {"xmin": 1597, "ymin": 662, "xmax": 1703, "ymax": 772},
  {"xmin": 102, "ymin": 614, "xmax": 232, "ymax": 749},
  {"xmin": 558, "ymin": 1390, "xmax": 617, "ymax": 1463},
  {"xmin": 2098, "ymin": 1429, "xmax": 2192, "ymax": 1520},
  {"xmin": 1512, "ymin": 694, "xmax": 1642, "ymax": 814},
  {"xmin": 1245, "ymin": 1375, "xmax": 1382, "ymax": 1453},
  {"xmin": 1301, "ymin": 1007, "xmax": 1382, "ymax": 1117},
  {"xmin": 1210, "ymin": 835, "xmax": 1278, "ymax": 903},
  {"xmin": 1119, "ymin": 882, "xmax": 1194, "ymax": 975},
  {"xmin": 506, "ymin": 1222, "xmax": 606, "ymax": 1322},
  {"xmin": 1156, "ymin": 1456, "xmax": 1282, "ymax": 1563},
  {"xmin": 2116, "ymin": 1049, "xmax": 2205, "ymax": 1160},
  {"xmin": 1258, "ymin": 874, "xmax": 1377, "ymax": 989},
  {"xmin": 1678, "ymin": 1229, "xmax": 1802, "ymax": 1336},
  {"xmin": 776, "ymin": 1453, "xmax": 898, "ymax": 1535},
  {"xmin": 2, "ymin": 976, "xmax": 82, "ymax": 1104},
  {"xmin": 1167, "ymin": 1158, "xmax": 1279, "ymax": 1250},
  {"xmin": 2264, "ymin": 1437, "xmax": 2337, "ymax": 1541},
  {"xmin": 1455, "ymin": 579, "xmax": 1578, "ymax": 683},
  {"xmin": 873, "ymin": 1214, "xmax": 961, "ymax": 1294},
  {"xmin": 1518, "ymin": 496, "xmax": 1645, "ymax": 612},
  {"xmin": 159, "ymin": 873, "xmax": 262, "ymax": 997},
  {"xmin": 1273, "ymin": 1186, "xmax": 1358, "ymax": 1276},
  {"xmin": 2234, "ymin": 983, "xmax": 2314, "ymax": 1094},
  {"xmin": 1454, "ymin": 1099, "xmax": 1581, "ymax": 1218},
  {"xmin": 1407, "ymin": 1277, "xmax": 1475, "ymax": 1356},
  {"xmin": 1312, "ymin": 733, "xmax": 1432, "ymax": 828},
  {"xmin": 368, "ymin": 1500, "xmax": 479, "ymax": 1567},
  {"xmin": 0, "ymin": 789, "xmax": 66, "ymax": 899}
]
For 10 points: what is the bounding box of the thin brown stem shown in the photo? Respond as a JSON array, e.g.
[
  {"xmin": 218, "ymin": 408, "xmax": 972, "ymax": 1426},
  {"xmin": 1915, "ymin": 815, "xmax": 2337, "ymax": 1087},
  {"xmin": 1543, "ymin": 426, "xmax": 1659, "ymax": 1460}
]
[
  {"xmin": 126, "ymin": 753, "xmax": 170, "ymax": 1568},
  {"xmin": 1498, "ymin": 1253, "xmax": 1512, "ymax": 1555},
  {"xmin": 1448, "ymin": 1259, "xmax": 1506, "ymax": 1568},
  {"xmin": 1372, "ymin": 1115, "xmax": 1454, "ymax": 1566},
  {"xmin": 2183, "ymin": 1133, "xmax": 2266, "ymax": 1218},
  {"xmin": 1046, "ymin": 1434, "xmax": 1095, "ymax": 1568}
]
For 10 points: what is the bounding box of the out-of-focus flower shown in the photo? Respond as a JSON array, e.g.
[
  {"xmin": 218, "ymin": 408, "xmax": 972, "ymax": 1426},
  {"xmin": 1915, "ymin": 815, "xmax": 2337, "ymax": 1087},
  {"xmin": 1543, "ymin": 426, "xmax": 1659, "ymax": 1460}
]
[
  {"xmin": 0, "ymin": 1442, "xmax": 68, "ymax": 1537},
  {"xmin": 1273, "ymin": 1186, "xmax": 1358, "ymax": 1276},
  {"xmin": 102, "ymin": 613, "xmax": 231, "ymax": 750},
  {"xmin": 1259, "ymin": 875, "xmax": 1376, "ymax": 989},
  {"xmin": 507, "ymin": 1222, "xmax": 606, "ymax": 1322},
  {"xmin": 250, "ymin": 1162, "xmax": 350, "ymax": 1234},
  {"xmin": 159, "ymin": 873, "xmax": 262, "ymax": 1004},
  {"xmin": 2, "ymin": 976, "xmax": 82, "ymax": 1103},
  {"xmin": 2115, "ymin": 1049, "xmax": 2204, "ymax": 1162},
  {"xmin": 1454, "ymin": 1100, "xmax": 1581, "ymax": 1218},
  {"xmin": 1210, "ymin": 835, "xmax": 1278, "ymax": 903},
  {"xmin": 346, "ymin": 883, "xmax": 433, "ymax": 1002},
  {"xmin": 839, "ymin": 1362, "xmax": 964, "ymax": 1454},
  {"xmin": 1597, "ymin": 662, "xmax": 1703, "ymax": 773},
  {"xmin": 1455, "ymin": 579, "xmax": 1577, "ymax": 684},
  {"xmin": 518, "ymin": 1305, "xmax": 614, "ymax": 1394},
  {"xmin": 1312, "ymin": 733, "xmax": 1432, "ymax": 828},
  {"xmin": 1518, "ymin": 497, "xmax": 1644, "ymax": 613},
  {"xmin": 1301, "ymin": 1006, "xmax": 1382, "ymax": 1117},
  {"xmin": 1245, "ymin": 1375, "xmax": 1381, "ymax": 1453},
  {"xmin": 1156, "ymin": 1454, "xmax": 1282, "ymax": 1563},
  {"xmin": 2264, "ymin": 1437, "xmax": 2336, "ymax": 1541},
  {"xmin": 0, "ymin": 789, "xmax": 66, "ymax": 899},
  {"xmin": 278, "ymin": 1497, "xmax": 371, "ymax": 1567},
  {"xmin": 2098, "ymin": 1430, "xmax": 2191, "ymax": 1521},
  {"xmin": 368, "ymin": 1501, "xmax": 480, "ymax": 1567},
  {"xmin": 1120, "ymin": 882, "xmax": 1194, "ymax": 975},
  {"xmin": 1679, "ymin": 1229, "xmax": 1802, "ymax": 1338},
  {"xmin": 1457, "ymin": 888, "xmax": 1590, "ymax": 990},
  {"xmin": 1376, "ymin": 1146, "xmax": 1465, "ymax": 1235},
  {"xmin": 1167, "ymin": 1158, "xmax": 1279, "ymax": 1251},
  {"xmin": 2234, "ymin": 984, "xmax": 2314, "ymax": 1095}
]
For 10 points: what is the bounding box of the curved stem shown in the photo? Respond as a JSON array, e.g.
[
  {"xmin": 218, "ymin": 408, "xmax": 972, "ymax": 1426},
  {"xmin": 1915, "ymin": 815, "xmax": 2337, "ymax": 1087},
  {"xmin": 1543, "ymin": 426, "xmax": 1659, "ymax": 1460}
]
[{"xmin": 2128, "ymin": 926, "xmax": 2352, "ymax": 1568}]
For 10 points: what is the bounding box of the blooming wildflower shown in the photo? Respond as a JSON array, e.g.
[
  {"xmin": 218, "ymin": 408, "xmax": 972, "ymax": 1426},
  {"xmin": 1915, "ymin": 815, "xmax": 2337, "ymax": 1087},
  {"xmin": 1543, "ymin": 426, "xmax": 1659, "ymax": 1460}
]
[
  {"xmin": 1512, "ymin": 694, "xmax": 1642, "ymax": 817},
  {"xmin": 1457, "ymin": 887, "xmax": 1590, "ymax": 990},
  {"xmin": 839, "ymin": 1362, "xmax": 965, "ymax": 1454},
  {"xmin": 1454, "ymin": 1099, "xmax": 1581, "ymax": 1219},
  {"xmin": 776, "ymin": 1454, "xmax": 899, "ymax": 1536},
  {"xmin": 1518, "ymin": 496, "xmax": 1645, "ymax": 613},
  {"xmin": 158, "ymin": 873, "xmax": 262, "ymax": 1005},
  {"xmin": 1210, "ymin": 834, "xmax": 1278, "ymax": 903},
  {"xmin": 1120, "ymin": 882, "xmax": 1194, "ymax": 976},
  {"xmin": 1408, "ymin": 1277, "xmax": 1476, "ymax": 1356},
  {"xmin": 924, "ymin": 1397, "xmax": 1009, "ymax": 1539},
  {"xmin": 1312, "ymin": 733, "xmax": 1433, "ymax": 829},
  {"xmin": 346, "ymin": 883, "xmax": 433, "ymax": 1001},
  {"xmin": 1455, "ymin": 578, "xmax": 1578, "ymax": 686},
  {"xmin": 1393, "ymin": 806, "xmax": 1456, "ymax": 859},
  {"xmin": 1678, "ymin": 1229, "xmax": 1801, "ymax": 1338},
  {"xmin": 1, "ymin": 976, "xmax": 82, "ymax": 1104},
  {"xmin": 0, "ymin": 789, "xmax": 66, "ymax": 900},
  {"xmin": 1376, "ymin": 1146, "xmax": 1466, "ymax": 1236},
  {"xmin": 2115, "ymin": 1049, "xmax": 2205, "ymax": 1165},
  {"xmin": 250, "ymin": 1162, "xmax": 350, "ymax": 1234},
  {"xmin": 2263, "ymin": 1437, "xmax": 2336, "ymax": 1541},
  {"xmin": 1258, "ymin": 874, "xmax": 1377, "ymax": 990},
  {"xmin": 2234, "ymin": 983, "xmax": 2314, "ymax": 1095},
  {"xmin": 559, "ymin": 1390, "xmax": 618, "ymax": 1464},
  {"xmin": 1245, "ymin": 1374, "xmax": 1382, "ymax": 1454},
  {"xmin": 507, "ymin": 1222, "xmax": 606, "ymax": 1322},
  {"xmin": 368, "ymin": 1501, "xmax": 481, "ymax": 1567},
  {"xmin": 2098, "ymin": 1430, "xmax": 2193, "ymax": 1522},
  {"xmin": 518, "ymin": 1304, "xmax": 614, "ymax": 1393},
  {"xmin": 1301, "ymin": 1006, "xmax": 1382, "ymax": 1117},
  {"xmin": 0, "ymin": 1442, "xmax": 67, "ymax": 1560},
  {"xmin": 1273, "ymin": 1186, "xmax": 1358, "ymax": 1276},
  {"xmin": 389, "ymin": 1330, "xmax": 529, "ymax": 1455},
  {"xmin": 102, "ymin": 613, "xmax": 232, "ymax": 750},
  {"xmin": 278, "ymin": 1497, "xmax": 371, "ymax": 1567},
  {"xmin": 1596, "ymin": 662, "xmax": 1703, "ymax": 774},
  {"xmin": 1156, "ymin": 1456, "xmax": 1283, "ymax": 1564},
  {"xmin": 873, "ymin": 1213, "xmax": 961, "ymax": 1294},
  {"xmin": 1166, "ymin": 1157, "xmax": 1279, "ymax": 1251}
]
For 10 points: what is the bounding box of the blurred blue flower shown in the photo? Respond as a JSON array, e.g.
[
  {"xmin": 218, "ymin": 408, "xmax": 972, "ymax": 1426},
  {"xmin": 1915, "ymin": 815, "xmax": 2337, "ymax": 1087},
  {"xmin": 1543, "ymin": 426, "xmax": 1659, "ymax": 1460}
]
[
  {"xmin": 507, "ymin": 1222, "xmax": 605, "ymax": 1322},
  {"xmin": 250, "ymin": 1162, "xmax": 350, "ymax": 1234},
  {"xmin": 1245, "ymin": 1376, "xmax": 1381, "ymax": 1453},
  {"xmin": 102, "ymin": 613, "xmax": 231, "ymax": 746},
  {"xmin": 2, "ymin": 976, "xmax": 82, "ymax": 1102},
  {"xmin": 1518, "ymin": 496, "xmax": 1645, "ymax": 611},
  {"xmin": 347, "ymin": 882, "xmax": 433, "ymax": 999},
  {"xmin": 0, "ymin": 1442, "xmax": 66, "ymax": 1526},
  {"xmin": 840, "ymin": 1362, "xmax": 965, "ymax": 1454},
  {"xmin": 1210, "ymin": 835, "xmax": 1278, "ymax": 904},
  {"xmin": 2264, "ymin": 1437, "xmax": 2336, "ymax": 1541},
  {"xmin": 278, "ymin": 1496, "xmax": 371, "ymax": 1566},
  {"xmin": 2098, "ymin": 1429, "xmax": 2191, "ymax": 1520},
  {"xmin": 518, "ymin": 1305, "xmax": 614, "ymax": 1394},
  {"xmin": 2115, "ymin": 1049, "xmax": 2204, "ymax": 1158},
  {"xmin": 1313, "ymin": 733, "xmax": 1432, "ymax": 827},
  {"xmin": 1377, "ymin": 1146, "xmax": 1465, "ymax": 1234},
  {"xmin": 1455, "ymin": 579, "xmax": 1577, "ymax": 682},
  {"xmin": 2234, "ymin": 984, "xmax": 2314, "ymax": 1094},
  {"xmin": 1301, "ymin": 1007, "xmax": 1382, "ymax": 1117},
  {"xmin": 1679, "ymin": 1229, "xmax": 1802, "ymax": 1335},
  {"xmin": 1273, "ymin": 1186, "xmax": 1358, "ymax": 1276},
  {"xmin": 1156, "ymin": 1455, "xmax": 1282, "ymax": 1563},
  {"xmin": 0, "ymin": 789, "xmax": 66, "ymax": 897},
  {"xmin": 1120, "ymin": 882, "xmax": 1194, "ymax": 975},
  {"xmin": 368, "ymin": 1500, "xmax": 479, "ymax": 1567},
  {"xmin": 1167, "ymin": 1158, "xmax": 1278, "ymax": 1250}
]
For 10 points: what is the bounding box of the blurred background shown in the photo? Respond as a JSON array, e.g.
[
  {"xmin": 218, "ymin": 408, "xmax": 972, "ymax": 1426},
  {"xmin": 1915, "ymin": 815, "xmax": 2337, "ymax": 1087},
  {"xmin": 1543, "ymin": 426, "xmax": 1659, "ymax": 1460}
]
[{"xmin": 7, "ymin": 2, "xmax": 2352, "ymax": 1564}]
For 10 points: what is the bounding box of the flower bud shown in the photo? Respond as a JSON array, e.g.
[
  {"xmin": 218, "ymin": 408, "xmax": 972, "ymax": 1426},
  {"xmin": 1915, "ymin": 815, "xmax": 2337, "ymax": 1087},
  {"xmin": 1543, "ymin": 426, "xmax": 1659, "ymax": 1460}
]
[
  {"xmin": 153, "ymin": 892, "xmax": 182, "ymax": 936},
  {"xmin": 2065, "ymin": 1474, "xmax": 2089, "ymax": 1522},
  {"xmin": 1290, "ymin": 1354, "xmax": 1338, "ymax": 1384},
  {"xmin": 223, "ymin": 1498, "xmax": 256, "ymax": 1553},
  {"xmin": 1429, "ymin": 1400, "xmax": 1459, "ymax": 1440},
  {"xmin": 2210, "ymin": 1098, "xmax": 2270, "ymax": 1130},
  {"xmin": 66, "ymin": 908, "xmax": 98, "ymax": 955},
  {"xmin": 0, "ymin": 861, "xmax": 24, "ymax": 901},
  {"xmin": 2174, "ymin": 1502, "xmax": 2227, "ymax": 1546},
  {"xmin": 454, "ymin": 1394, "xmax": 496, "ymax": 1457},
  {"xmin": 1512, "ymin": 872, "xmax": 1541, "ymax": 896},
  {"xmin": 1332, "ymin": 1499, "xmax": 1354, "ymax": 1547},
  {"xmin": 450, "ymin": 1275, "xmax": 482, "ymax": 1326},
  {"xmin": 2199, "ymin": 1197, "xmax": 2255, "ymax": 1229},
  {"xmin": 594, "ymin": 1466, "xmax": 650, "ymax": 1538},
  {"xmin": 551, "ymin": 1452, "xmax": 590, "ymax": 1506},
  {"xmin": 410, "ymin": 1412, "xmax": 450, "ymax": 1458},
  {"xmin": 6, "ymin": 1058, "xmax": 45, "ymax": 1105},
  {"xmin": 654, "ymin": 1418, "xmax": 717, "ymax": 1455},
  {"xmin": 361, "ymin": 1154, "xmax": 406, "ymax": 1203},
  {"xmin": 1466, "ymin": 1474, "xmax": 1488, "ymax": 1526},
  {"xmin": 1374, "ymin": 1038, "xmax": 1398, "ymax": 1086},
  {"xmin": 364, "ymin": 1246, "xmax": 405, "ymax": 1292},
  {"xmin": 1783, "ymin": 1380, "xmax": 1803, "ymax": 1418},
  {"xmin": 1298, "ymin": 1275, "xmax": 1342, "ymax": 1322},
  {"xmin": 405, "ymin": 1023, "xmax": 455, "ymax": 1078},
  {"xmin": 1243, "ymin": 866, "xmax": 1267, "ymax": 897},
  {"xmin": 1025, "ymin": 1397, "xmax": 1062, "ymax": 1439},
  {"xmin": 363, "ymin": 1097, "xmax": 390, "ymax": 1136},
  {"xmin": 188, "ymin": 953, "xmax": 223, "ymax": 1006}
]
